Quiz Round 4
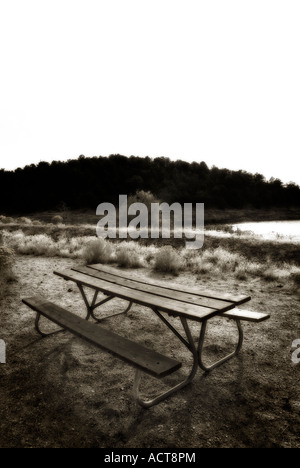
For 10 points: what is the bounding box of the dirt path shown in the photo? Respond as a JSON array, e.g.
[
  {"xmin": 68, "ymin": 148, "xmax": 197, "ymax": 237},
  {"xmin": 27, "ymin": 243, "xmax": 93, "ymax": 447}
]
[{"xmin": 0, "ymin": 255, "xmax": 299, "ymax": 448}]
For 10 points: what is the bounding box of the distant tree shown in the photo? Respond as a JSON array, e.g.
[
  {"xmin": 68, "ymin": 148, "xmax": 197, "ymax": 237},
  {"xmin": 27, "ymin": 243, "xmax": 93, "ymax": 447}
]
[{"xmin": 0, "ymin": 154, "xmax": 299, "ymax": 213}]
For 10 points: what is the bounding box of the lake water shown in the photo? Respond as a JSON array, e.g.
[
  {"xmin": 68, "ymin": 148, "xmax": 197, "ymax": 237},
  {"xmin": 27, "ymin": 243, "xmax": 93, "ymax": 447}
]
[{"xmin": 232, "ymin": 220, "xmax": 300, "ymax": 242}]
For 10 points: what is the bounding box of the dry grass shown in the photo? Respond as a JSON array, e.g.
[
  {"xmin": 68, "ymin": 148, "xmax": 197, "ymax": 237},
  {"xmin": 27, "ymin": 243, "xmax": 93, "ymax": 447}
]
[
  {"xmin": 51, "ymin": 215, "xmax": 64, "ymax": 225},
  {"xmin": 0, "ymin": 243, "xmax": 16, "ymax": 299},
  {"xmin": 18, "ymin": 217, "xmax": 32, "ymax": 225},
  {"xmin": 82, "ymin": 238, "xmax": 114, "ymax": 265},
  {"xmin": 1, "ymin": 230, "xmax": 96, "ymax": 258},
  {"xmin": 115, "ymin": 246, "xmax": 144, "ymax": 268},
  {"xmin": 154, "ymin": 246, "xmax": 184, "ymax": 274},
  {"xmin": 1, "ymin": 225, "xmax": 300, "ymax": 287}
]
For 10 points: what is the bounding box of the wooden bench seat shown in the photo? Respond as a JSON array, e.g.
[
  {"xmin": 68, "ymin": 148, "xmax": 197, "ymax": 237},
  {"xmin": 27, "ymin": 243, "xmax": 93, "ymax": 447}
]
[
  {"xmin": 22, "ymin": 296, "xmax": 182, "ymax": 379},
  {"xmin": 222, "ymin": 308, "xmax": 270, "ymax": 322}
]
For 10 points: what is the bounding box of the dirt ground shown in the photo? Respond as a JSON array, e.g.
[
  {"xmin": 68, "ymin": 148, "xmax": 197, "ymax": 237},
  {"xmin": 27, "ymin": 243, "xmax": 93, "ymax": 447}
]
[{"xmin": 0, "ymin": 255, "xmax": 299, "ymax": 448}]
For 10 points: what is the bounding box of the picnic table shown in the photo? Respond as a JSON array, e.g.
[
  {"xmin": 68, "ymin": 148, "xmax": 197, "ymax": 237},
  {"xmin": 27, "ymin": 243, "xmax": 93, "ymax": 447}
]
[{"xmin": 22, "ymin": 264, "xmax": 270, "ymax": 408}]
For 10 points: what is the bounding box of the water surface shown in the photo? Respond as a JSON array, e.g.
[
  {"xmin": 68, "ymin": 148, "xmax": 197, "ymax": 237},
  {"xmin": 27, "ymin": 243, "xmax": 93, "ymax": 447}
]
[{"xmin": 232, "ymin": 220, "xmax": 300, "ymax": 242}]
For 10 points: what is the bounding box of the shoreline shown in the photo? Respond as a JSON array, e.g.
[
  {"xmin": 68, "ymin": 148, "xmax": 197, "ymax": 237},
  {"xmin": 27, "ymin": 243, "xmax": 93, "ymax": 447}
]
[
  {"xmin": 203, "ymin": 208, "xmax": 300, "ymax": 224},
  {"xmin": 1, "ymin": 207, "xmax": 300, "ymax": 226}
]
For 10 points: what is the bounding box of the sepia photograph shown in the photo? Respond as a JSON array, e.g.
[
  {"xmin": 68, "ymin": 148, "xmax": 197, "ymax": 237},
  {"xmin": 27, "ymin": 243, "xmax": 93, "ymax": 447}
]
[{"xmin": 0, "ymin": 0, "xmax": 299, "ymax": 451}]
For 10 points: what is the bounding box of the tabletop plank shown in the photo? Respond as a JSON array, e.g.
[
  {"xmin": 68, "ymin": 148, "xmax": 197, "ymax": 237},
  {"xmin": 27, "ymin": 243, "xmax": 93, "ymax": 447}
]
[
  {"xmin": 72, "ymin": 265, "xmax": 237, "ymax": 311},
  {"xmin": 89, "ymin": 264, "xmax": 251, "ymax": 305},
  {"xmin": 54, "ymin": 269, "xmax": 236, "ymax": 322}
]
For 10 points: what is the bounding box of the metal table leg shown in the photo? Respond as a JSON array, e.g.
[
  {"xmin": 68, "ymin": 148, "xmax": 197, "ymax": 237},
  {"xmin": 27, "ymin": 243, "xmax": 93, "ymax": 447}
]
[
  {"xmin": 34, "ymin": 312, "xmax": 64, "ymax": 337},
  {"xmin": 198, "ymin": 318, "xmax": 244, "ymax": 372},
  {"xmin": 132, "ymin": 317, "xmax": 199, "ymax": 408},
  {"xmin": 77, "ymin": 283, "xmax": 132, "ymax": 322}
]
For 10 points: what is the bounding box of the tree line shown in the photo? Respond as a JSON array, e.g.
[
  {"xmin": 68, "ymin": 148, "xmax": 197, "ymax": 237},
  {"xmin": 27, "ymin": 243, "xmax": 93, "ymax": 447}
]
[{"xmin": 1, "ymin": 154, "xmax": 300, "ymax": 213}]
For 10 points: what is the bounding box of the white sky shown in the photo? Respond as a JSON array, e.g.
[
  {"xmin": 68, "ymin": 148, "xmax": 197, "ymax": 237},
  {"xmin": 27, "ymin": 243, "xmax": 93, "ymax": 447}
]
[{"xmin": 0, "ymin": 0, "xmax": 300, "ymax": 185}]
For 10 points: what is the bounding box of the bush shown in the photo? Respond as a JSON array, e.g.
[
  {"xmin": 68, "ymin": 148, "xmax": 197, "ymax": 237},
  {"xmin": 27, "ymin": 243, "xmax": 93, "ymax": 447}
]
[
  {"xmin": 128, "ymin": 190, "xmax": 160, "ymax": 210},
  {"xmin": 0, "ymin": 216, "xmax": 14, "ymax": 224},
  {"xmin": 82, "ymin": 238, "xmax": 113, "ymax": 265},
  {"xmin": 116, "ymin": 247, "xmax": 143, "ymax": 268},
  {"xmin": 201, "ymin": 248, "xmax": 241, "ymax": 272},
  {"xmin": 153, "ymin": 246, "xmax": 183, "ymax": 275},
  {"xmin": 290, "ymin": 272, "xmax": 300, "ymax": 289},
  {"xmin": 0, "ymin": 246, "xmax": 15, "ymax": 297},
  {"xmin": 185, "ymin": 256, "xmax": 212, "ymax": 275},
  {"xmin": 0, "ymin": 246, "xmax": 14, "ymax": 271},
  {"xmin": 18, "ymin": 217, "xmax": 32, "ymax": 224},
  {"xmin": 51, "ymin": 215, "xmax": 64, "ymax": 225},
  {"xmin": 10, "ymin": 233, "xmax": 59, "ymax": 256},
  {"xmin": 234, "ymin": 263, "xmax": 248, "ymax": 281},
  {"xmin": 262, "ymin": 266, "xmax": 289, "ymax": 282}
]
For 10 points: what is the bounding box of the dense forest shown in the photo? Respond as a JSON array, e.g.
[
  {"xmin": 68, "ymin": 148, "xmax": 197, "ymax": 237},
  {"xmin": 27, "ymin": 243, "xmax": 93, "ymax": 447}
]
[{"xmin": 1, "ymin": 154, "xmax": 300, "ymax": 214}]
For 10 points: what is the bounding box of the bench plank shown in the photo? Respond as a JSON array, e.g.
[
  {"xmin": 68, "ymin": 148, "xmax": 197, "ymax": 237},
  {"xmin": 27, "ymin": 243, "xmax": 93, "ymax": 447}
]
[
  {"xmin": 89, "ymin": 264, "xmax": 251, "ymax": 305},
  {"xmin": 72, "ymin": 265, "xmax": 238, "ymax": 311},
  {"xmin": 22, "ymin": 296, "xmax": 182, "ymax": 378},
  {"xmin": 54, "ymin": 269, "xmax": 236, "ymax": 322},
  {"xmin": 223, "ymin": 309, "xmax": 270, "ymax": 322}
]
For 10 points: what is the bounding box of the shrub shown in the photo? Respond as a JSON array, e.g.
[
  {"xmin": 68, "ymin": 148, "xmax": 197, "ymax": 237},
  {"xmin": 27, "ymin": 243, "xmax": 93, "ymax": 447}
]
[
  {"xmin": 290, "ymin": 272, "xmax": 300, "ymax": 288},
  {"xmin": 0, "ymin": 246, "xmax": 15, "ymax": 289},
  {"xmin": 153, "ymin": 246, "xmax": 183, "ymax": 275},
  {"xmin": 18, "ymin": 217, "xmax": 32, "ymax": 224},
  {"xmin": 128, "ymin": 190, "xmax": 160, "ymax": 210},
  {"xmin": 234, "ymin": 263, "xmax": 248, "ymax": 281},
  {"xmin": 13, "ymin": 233, "xmax": 59, "ymax": 256},
  {"xmin": 116, "ymin": 247, "xmax": 143, "ymax": 268},
  {"xmin": 0, "ymin": 216, "xmax": 14, "ymax": 224},
  {"xmin": 0, "ymin": 246, "xmax": 14, "ymax": 270},
  {"xmin": 51, "ymin": 215, "xmax": 64, "ymax": 225},
  {"xmin": 0, "ymin": 246, "xmax": 16, "ymax": 300},
  {"xmin": 127, "ymin": 190, "xmax": 160, "ymax": 229},
  {"xmin": 82, "ymin": 238, "xmax": 113, "ymax": 265},
  {"xmin": 262, "ymin": 267, "xmax": 290, "ymax": 282},
  {"xmin": 186, "ymin": 256, "xmax": 212, "ymax": 275}
]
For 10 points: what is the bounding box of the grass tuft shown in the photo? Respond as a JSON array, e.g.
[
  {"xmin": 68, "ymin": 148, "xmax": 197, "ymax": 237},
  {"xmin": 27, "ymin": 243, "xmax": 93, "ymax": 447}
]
[
  {"xmin": 115, "ymin": 247, "xmax": 144, "ymax": 268},
  {"xmin": 18, "ymin": 217, "xmax": 32, "ymax": 224},
  {"xmin": 51, "ymin": 215, "xmax": 64, "ymax": 225},
  {"xmin": 82, "ymin": 238, "xmax": 113, "ymax": 265},
  {"xmin": 1, "ymin": 225, "xmax": 300, "ymax": 287},
  {"xmin": 0, "ymin": 246, "xmax": 16, "ymax": 299},
  {"xmin": 154, "ymin": 246, "xmax": 183, "ymax": 275}
]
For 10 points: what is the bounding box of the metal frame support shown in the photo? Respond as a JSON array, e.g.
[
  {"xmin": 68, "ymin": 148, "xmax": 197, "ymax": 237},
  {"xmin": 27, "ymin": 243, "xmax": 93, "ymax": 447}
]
[
  {"xmin": 132, "ymin": 317, "xmax": 198, "ymax": 408},
  {"xmin": 35, "ymin": 313, "xmax": 48, "ymax": 337},
  {"xmin": 77, "ymin": 283, "xmax": 133, "ymax": 322},
  {"xmin": 198, "ymin": 318, "xmax": 244, "ymax": 372},
  {"xmin": 34, "ymin": 313, "xmax": 63, "ymax": 338},
  {"xmin": 133, "ymin": 312, "xmax": 245, "ymax": 407}
]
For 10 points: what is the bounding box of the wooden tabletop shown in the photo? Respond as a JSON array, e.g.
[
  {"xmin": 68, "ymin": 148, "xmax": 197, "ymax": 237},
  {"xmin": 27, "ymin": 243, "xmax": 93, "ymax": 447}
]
[{"xmin": 54, "ymin": 264, "xmax": 251, "ymax": 323}]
